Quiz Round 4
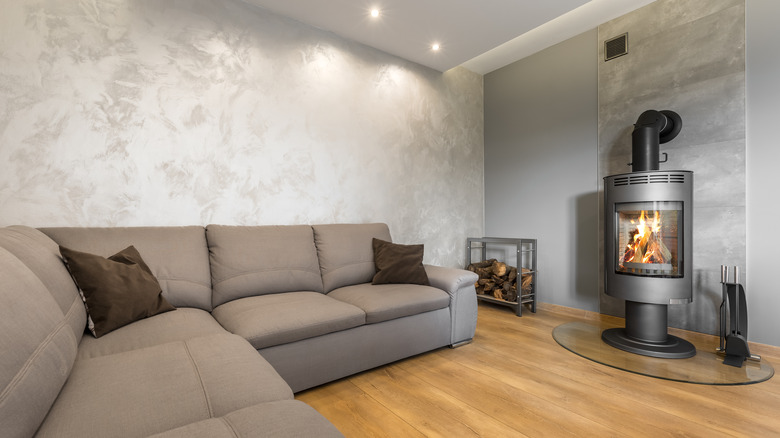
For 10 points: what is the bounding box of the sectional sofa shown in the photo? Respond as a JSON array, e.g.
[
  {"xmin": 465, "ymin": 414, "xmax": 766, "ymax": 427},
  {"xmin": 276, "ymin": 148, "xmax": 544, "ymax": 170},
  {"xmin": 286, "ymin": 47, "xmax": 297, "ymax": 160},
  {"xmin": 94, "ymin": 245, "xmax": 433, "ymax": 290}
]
[{"xmin": 0, "ymin": 223, "xmax": 478, "ymax": 437}]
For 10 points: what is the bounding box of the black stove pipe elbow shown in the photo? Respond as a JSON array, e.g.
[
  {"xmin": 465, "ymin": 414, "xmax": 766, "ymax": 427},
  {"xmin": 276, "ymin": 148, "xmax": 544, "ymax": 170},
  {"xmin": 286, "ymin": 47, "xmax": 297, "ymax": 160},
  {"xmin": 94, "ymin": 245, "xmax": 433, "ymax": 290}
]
[{"xmin": 631, "ymin": 110, "xmax": 682, "ymax": 172}]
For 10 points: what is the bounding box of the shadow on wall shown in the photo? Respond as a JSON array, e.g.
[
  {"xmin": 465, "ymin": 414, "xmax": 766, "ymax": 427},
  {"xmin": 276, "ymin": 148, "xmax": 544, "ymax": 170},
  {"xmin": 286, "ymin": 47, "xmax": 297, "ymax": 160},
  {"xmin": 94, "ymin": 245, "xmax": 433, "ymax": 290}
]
[{"xmin": 573, "ymin": 191, "xmax": 600, "ymax": 310}]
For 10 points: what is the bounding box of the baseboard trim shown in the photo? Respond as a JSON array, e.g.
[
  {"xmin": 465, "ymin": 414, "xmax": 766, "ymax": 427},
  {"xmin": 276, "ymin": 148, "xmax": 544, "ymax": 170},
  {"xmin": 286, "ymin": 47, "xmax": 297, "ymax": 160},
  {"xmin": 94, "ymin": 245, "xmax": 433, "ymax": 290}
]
[{"xmin": 536, "ymin": 302, "xmax": 617, "ymax": 322}]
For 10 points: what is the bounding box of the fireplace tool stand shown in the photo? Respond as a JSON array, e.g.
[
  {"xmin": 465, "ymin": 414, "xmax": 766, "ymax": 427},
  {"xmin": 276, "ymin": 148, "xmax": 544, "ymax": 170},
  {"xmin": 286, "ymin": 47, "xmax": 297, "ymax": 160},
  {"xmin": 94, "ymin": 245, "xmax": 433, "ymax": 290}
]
[{"xmin": 717, "ymin": 265, "xmax": 761, "ymax": 367}]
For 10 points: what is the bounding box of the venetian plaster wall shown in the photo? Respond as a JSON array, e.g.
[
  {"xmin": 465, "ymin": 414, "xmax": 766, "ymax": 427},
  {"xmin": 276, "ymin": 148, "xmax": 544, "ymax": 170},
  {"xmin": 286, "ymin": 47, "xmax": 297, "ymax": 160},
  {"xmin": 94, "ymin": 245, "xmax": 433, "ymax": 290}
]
[
  {"xmin": 598, "ymin": 0, "xmax": 746, "ymax": 335},
  {"xmin": 0, "ymin": 0, "xmax": 484, "ymax": 267}
]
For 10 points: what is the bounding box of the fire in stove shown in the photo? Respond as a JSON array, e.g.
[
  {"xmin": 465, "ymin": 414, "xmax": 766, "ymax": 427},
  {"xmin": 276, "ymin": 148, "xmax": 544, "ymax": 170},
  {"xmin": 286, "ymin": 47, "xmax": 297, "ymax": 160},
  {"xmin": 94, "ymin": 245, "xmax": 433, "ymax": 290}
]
[
  {"xmin": 615, "ymin": 203, "xmax": 681, "ymax": 277},
  {"xmin": 619, "ymin": 210, "xmax": 672, "ymax": 271}
]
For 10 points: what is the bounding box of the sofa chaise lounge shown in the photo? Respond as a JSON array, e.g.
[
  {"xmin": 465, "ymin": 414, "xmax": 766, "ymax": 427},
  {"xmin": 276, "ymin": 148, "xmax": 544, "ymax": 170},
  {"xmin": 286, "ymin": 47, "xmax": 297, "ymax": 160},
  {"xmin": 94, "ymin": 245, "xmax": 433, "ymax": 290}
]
[{"xmin": 0, "ymin": 223, "xmax": 478, "ymax": 437}]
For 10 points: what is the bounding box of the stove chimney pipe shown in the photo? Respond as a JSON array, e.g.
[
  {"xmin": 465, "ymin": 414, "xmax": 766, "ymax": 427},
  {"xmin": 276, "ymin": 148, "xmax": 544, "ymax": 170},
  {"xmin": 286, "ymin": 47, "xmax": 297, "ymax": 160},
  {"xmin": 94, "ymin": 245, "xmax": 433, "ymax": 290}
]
[{"xmin": 631, "ymin": 110, "xmax": 682, "ymax": 172}]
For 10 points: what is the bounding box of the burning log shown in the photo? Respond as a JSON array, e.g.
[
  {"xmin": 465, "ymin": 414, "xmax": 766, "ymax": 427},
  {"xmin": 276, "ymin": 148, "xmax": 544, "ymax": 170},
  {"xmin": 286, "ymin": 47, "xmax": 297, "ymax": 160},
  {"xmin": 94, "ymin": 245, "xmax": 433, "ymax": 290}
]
[
  {"xmin": 467, "ymin": 260, "xmax": 532, "ymax": 302},
  {"xmin": 619, "ymin": 210, "xmax": 673, "ymax": 268}
]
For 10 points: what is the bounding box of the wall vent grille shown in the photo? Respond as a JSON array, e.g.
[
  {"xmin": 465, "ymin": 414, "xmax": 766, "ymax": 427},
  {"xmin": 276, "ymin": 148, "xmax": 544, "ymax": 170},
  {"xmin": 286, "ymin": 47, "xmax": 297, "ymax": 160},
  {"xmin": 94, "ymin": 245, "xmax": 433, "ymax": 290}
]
[{"xmin": 605, "ymin": 33, "xmax": 628, "ymax": 61}]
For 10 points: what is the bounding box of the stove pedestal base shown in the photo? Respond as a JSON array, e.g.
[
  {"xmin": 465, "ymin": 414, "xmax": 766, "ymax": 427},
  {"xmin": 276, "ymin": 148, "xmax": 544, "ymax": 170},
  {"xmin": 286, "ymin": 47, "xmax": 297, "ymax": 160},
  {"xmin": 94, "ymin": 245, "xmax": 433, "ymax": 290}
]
[
  {"xmin": 602, "ymin": 301, "xmax": 696, "ymax": 359},
  {"xmin": 602, "ymin": 327, "xmax": 696, "ymax": 359}
]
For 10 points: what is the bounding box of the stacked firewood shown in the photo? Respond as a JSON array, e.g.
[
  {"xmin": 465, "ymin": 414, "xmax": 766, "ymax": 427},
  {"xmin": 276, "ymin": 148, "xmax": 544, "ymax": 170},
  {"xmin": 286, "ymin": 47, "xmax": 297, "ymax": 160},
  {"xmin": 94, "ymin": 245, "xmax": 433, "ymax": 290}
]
[{"xmin": 466, "ymin": 259, "xmax": 532, "ymax": 302}]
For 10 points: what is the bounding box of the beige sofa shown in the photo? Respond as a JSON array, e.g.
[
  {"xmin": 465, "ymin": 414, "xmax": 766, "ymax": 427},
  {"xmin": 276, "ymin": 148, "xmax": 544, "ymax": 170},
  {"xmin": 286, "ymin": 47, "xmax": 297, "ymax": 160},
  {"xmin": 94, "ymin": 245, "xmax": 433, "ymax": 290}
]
[{"xmin": 0, "ymin": 223, "xmax": 478, "ymax": 437}]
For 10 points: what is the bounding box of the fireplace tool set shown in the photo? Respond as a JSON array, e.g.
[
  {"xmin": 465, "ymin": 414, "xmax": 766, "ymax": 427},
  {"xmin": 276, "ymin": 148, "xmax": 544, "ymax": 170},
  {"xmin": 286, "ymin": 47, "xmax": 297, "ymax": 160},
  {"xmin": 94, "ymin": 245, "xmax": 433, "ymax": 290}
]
[{"xmin": 718, "ymin": 265, "xmax": 761, "ymax": 367}]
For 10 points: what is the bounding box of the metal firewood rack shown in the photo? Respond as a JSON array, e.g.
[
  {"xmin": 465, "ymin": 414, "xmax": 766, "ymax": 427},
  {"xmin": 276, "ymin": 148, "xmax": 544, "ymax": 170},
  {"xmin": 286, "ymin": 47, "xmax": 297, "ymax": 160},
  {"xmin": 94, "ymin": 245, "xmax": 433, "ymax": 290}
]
[{"xmin": 466, "ymin": 237, "xmax": 537, "ymax": 316}]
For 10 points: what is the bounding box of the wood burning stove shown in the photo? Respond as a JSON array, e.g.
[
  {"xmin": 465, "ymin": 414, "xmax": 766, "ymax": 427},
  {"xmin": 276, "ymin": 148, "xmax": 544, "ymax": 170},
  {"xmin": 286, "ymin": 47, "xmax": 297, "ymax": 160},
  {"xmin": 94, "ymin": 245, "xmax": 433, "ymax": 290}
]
[{"xmin": 602, "ymin": 110, "xmax": 696, "ymax": 359}]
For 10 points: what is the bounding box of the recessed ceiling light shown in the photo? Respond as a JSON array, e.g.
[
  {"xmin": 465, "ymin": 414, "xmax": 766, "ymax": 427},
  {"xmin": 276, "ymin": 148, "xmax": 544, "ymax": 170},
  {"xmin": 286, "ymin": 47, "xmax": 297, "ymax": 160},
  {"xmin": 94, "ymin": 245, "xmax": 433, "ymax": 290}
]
[
  {"xmin": 370, "ymin": 8, "xmax": 380, "ymax": 18},
  {"xmin": 431, "ymin": 43, "xmax": 440, "ymax": 51}
]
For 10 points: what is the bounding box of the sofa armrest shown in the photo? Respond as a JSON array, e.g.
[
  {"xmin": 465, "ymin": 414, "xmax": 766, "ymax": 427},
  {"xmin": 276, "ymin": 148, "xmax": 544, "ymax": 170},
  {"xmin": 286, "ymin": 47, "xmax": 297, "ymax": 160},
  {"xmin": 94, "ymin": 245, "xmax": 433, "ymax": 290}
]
[{"xmin": 424, "ymin": 265, "xmax": 478, "ymax": 346}]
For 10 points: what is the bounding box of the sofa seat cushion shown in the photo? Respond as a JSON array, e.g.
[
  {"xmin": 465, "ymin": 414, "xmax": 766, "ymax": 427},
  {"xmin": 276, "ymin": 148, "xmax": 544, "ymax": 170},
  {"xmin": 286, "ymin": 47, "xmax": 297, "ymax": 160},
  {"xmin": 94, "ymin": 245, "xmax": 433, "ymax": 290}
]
[
  {"xmin": 148, "ymin": 400, "xmax": 343, "ymax": 438},
  {"xmin": 327, "ymin": 283, "xmax": 450, "ymax": 324},
  {"xmin": 77, "ymin": 308, "xmax": 228, "ymax": 360},
  {"xmin": 212, "ymin": 292, "xmax": 366, "ymax": 350},
  {"xmin": 35, "ymin": 334, "xmax": 293, "ymax": 438}
]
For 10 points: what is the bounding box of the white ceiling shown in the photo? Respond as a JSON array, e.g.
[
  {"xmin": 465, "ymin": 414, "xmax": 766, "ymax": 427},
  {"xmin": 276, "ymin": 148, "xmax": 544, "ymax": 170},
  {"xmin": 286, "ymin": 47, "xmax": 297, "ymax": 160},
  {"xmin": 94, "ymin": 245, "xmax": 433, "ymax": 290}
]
[{"xmin": 243, "ymin": 0, "xmax": 655, "ymax": 74}]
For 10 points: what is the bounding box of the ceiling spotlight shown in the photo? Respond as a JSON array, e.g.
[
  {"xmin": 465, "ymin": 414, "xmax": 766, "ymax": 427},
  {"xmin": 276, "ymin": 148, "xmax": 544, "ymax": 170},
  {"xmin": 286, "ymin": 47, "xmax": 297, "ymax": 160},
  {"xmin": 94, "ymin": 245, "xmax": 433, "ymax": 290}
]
[
  {"xmin": 431, "ymin": 43, "xmax": 440, "ymax": 51},
  {"xmin": 370, "ymin": 8, "xmax": 380, "ymax": 18}
]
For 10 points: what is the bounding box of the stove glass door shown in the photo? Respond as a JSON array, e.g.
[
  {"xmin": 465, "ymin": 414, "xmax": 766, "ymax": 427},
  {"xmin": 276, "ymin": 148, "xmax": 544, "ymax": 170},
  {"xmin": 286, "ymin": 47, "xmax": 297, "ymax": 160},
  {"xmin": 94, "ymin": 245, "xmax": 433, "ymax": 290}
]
[{"xmin": 615, "ymin": 201, "xmax": 683, "ymax": 278}]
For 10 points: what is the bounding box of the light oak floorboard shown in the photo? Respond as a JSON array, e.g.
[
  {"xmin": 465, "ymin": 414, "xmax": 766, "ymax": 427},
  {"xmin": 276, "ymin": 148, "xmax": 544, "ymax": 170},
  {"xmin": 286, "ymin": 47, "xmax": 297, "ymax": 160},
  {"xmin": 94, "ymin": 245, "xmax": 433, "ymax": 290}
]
[{"xmin": 296, "ymin": 302, "xmax": 780, "ymax": 437}]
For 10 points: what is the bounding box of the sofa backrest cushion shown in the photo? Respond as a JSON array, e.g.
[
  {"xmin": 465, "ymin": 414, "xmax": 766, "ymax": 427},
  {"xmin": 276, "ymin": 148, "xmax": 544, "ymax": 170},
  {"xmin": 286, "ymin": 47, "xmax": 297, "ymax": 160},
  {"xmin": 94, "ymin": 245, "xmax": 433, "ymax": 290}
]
[
  {"xmin": 40, "ymin": 227, "xmax": 213, "ymax": 311},
  {"xmin": 207, "ymin": 225, "xmax": 324, "ymax": 307},
  {"xmin": 313, "ymin": 223, "xmax": 392, "ymax": 293},
  {"xmin": 0, "ymin": 226, "xmax": 86, "ymax": 341},
  {"xmin": 0, "ymin": 247, "xmax": 80, "ymax": 438}
]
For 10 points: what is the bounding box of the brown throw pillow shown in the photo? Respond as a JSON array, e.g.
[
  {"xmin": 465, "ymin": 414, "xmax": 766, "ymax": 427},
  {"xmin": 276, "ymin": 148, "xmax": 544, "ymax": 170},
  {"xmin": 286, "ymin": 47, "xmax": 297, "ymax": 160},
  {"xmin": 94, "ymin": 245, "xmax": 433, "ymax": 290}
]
[
  {"xmin": 59, "ymin": 245, "xmax": 175, "ymax": 337},
  {"xmin": 372, "ymin": 238, "xmax": 430, "ymax": 285}
]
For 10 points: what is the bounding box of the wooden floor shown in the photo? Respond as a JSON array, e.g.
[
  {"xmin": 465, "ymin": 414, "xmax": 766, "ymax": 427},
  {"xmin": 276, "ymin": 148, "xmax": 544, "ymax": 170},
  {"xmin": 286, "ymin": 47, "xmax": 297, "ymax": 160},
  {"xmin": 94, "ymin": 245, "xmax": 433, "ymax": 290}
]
[{"xmin": 296, "ymin": 302, "xmax": 780, "ymax": 437}]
